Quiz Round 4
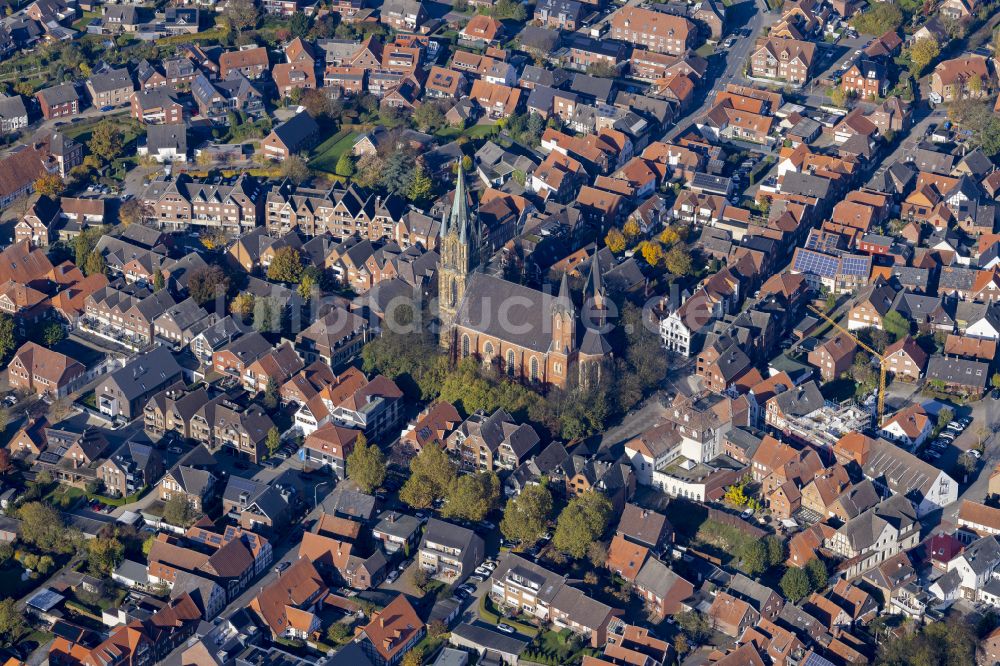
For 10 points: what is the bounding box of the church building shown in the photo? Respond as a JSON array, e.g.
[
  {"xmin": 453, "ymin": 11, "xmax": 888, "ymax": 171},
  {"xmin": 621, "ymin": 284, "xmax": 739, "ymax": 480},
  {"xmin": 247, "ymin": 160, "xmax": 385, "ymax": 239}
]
[{"xmin": 437, "ymin": 169, "xmax": 611, "ymax": 389}]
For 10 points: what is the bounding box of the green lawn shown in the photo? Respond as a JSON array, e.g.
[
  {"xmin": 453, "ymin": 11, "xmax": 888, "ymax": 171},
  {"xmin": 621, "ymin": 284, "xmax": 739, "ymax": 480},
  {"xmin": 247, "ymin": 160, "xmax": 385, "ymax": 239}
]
[
  {"xmin": 309, "ymin": 130, "xmax": 360, "ymax": 174},
  {"xmin": 0, "ymin": 562, "xmax": 39, "ymax": 599},
  {"xmin": 72, "ymin": 10, "xmax": 99, "ymax": 32}
]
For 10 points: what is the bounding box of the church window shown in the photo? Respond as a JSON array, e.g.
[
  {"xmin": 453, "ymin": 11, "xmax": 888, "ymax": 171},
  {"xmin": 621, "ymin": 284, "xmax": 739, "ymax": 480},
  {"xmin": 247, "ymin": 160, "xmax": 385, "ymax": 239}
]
[
  {"xmin": 462, "ymin": 335, "xmax": 470, "ymax": 357},
  {"xmin": 555, "ymin": 362, "xmax": 562, "ymax": 375},
  {"xmin": 530, "ymin": 357, "xmax": 539, "ymax": 381},
  {"xmin": 484, "ymin": 342, "xmax": 494, "ymax": 359},
  {"xmin": 507, "ymin": 350, "xmax": 515, "ymax": 376},
  {"xmin": 450, "ymin": 279, "xmax": 458, "ymax": 307}
]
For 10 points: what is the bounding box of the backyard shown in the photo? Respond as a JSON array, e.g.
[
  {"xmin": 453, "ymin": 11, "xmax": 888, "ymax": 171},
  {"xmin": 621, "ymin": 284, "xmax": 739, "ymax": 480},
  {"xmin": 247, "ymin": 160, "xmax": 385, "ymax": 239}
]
[{"xmin": 309, "ymin": 130, "xmax": 360, "ymax": 174}]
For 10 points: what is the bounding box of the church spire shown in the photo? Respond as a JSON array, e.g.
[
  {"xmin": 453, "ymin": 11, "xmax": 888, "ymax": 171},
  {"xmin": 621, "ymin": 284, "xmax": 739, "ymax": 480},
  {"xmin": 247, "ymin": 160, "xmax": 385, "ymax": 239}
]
[
  {"xmin": 454, "ymin": 165, "xmax": 470, "ymax": 244},
  {"xmin": 555, "ymin": 271, "xmax": 573, "ymax": 312}
]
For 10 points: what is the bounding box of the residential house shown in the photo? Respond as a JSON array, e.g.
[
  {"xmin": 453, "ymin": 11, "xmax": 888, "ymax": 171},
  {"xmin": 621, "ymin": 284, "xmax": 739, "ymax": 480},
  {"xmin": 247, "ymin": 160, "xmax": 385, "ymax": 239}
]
[
  {"xmin": 445, "ymin": 408, "xmax": 541, "ymax": 472},
  {"xmin": 418, "ymin": 518, "xmax": 485, "ymax": 582},
  {"xmin": 6, "ymin": 342, "xmax": 85, "ymax": 398}
]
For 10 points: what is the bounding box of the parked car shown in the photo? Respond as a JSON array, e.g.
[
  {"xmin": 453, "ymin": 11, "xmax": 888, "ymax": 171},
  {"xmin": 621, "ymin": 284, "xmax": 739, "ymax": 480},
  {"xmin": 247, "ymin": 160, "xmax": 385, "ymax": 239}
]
[
  {"xmin": 497, "ymin": 624, "xmax": 516, "ymax": 635},
  {"xmin": 386, "ymin": 570, "xmax": 400, "ymax": 583},
  {"xmin": 469, "ymin": 575, "xmax": 485, "ymax": 583},
  {"xmin": 274, "ymin": 561, "xmax": 290, "ymax": 574},
  {"xmin": 968, "ymin": 449, "xmax": 982, "ymax": 459},
  {"xmin": 453, "ymin": 589, "xmax": 469, "ymax": 600}
]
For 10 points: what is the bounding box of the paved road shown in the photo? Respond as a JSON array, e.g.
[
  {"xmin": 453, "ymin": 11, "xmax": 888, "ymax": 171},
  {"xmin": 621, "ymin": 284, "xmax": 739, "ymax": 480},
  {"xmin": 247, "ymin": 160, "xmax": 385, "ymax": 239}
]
[{"xmin": 664, "ymin": 0, "xmax": 778, "ymax": 142}]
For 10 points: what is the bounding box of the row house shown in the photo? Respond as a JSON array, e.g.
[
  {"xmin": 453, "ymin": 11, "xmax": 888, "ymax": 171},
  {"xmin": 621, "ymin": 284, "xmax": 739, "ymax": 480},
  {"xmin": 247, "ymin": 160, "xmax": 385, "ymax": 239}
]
[
  {"xmin": 140, "ymin": 174, "xmax": 262, "ymax": 236},
  {"xmin": 490, "ymin": 552, "xmax": 620, "ymax": 646}
]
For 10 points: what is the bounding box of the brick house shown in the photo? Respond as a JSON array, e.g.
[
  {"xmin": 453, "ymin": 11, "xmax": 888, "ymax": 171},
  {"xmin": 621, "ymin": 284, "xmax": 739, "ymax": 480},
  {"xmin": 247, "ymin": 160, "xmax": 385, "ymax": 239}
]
[
  {"xmin": 884, "ymin": 336, "xmax": 928, "ymax": 381},
  {"xmin": 7, "ymin": 342, "xmax": 85, "ymax": 398},
  {"xmin": 750, "ymin": 37, "xmax": 815, "ymax": 85},
  {"xmin": 609, "ymin": 6, "xmax": 694, "ymax": 56},
  {"xmin": 36, "ymin": 83, "xmax": 80, "ymax": 119},
  {"xmin": 807, "ymin": 333, "xmax": 857, "ymax": 382}
]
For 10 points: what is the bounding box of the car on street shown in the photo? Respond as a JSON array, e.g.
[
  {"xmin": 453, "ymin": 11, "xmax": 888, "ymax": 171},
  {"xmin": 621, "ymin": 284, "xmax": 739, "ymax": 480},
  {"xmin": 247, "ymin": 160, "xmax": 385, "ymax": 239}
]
[
  {"xmin": 100, "ymin": 106, "xmax": 114, "ymax": 112},
  {"xmin": 497, "ymin": 624, "xmax": 516, "ymax": 635},
  {"xmin": 481, "ymin": 521, "xmax": 495, "ymax": 530},
  {"xmin": 274, "ymin": 561, "xmax": 290, "ymax": 574},
  {"xmin": 992, "ymin": 389, "xmax": 1000, "ymax": 400},
  {"xmin": 386, "ymin": 570, "xmax": 400, "ymax": 583},
  {"xmin": 453, "ymin": 589, "xmax": 469, "ymax": 600},
  {"xmin": 469, "ymin": 575, "xmax": 485, "ymax": 583},
  {"xmin": 968, "ymin": 449, "xmax": 982, "ymax": 459}
]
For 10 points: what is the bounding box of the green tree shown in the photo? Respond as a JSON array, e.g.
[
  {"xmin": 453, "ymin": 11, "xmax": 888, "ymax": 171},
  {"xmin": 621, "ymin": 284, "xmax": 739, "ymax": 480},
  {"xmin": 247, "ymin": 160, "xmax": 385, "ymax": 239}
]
[
  {"xmin": 267, "ymin": 247, "xmax": 304, "ymax": 283},
  {"xmin": 0, "ymin": 598, "xmax": 25, "ymax": 647},
  {"xmin": 381, "ymin": 150, "xmax": 417, "ymax": 195},
  {"xmin": 346, "ymin": 435, "xmax": 387, "ymax": 494},
  {"xmin": 153, "ymin": 269, "xmax": 165, "ymax": 292},
  {"xmin": 828, "ymin": 86, "xmax": 848, "ymax": 107},
  {"xmin": 407, "ymin": 162, "xmax": 433, "ymax": 205},
  {"xmin": 335, "ymin": 152, "xmax": 356, "ymax": 178},
  {"xmin": 326, "ymin": 622, "xmax": 352, "ymax": 645},
  {"xmin": 163, "ymin": 495, "xmax": 197, "ymax": 527},
  {"xmin": 937, "ymin": 407, "xmax": 955, "ymax": 432},
  {"xmin": 780, "ymin": 566, "xmax": 811, "ymax": 602},
  {"xmin": 89, "ymin": 120, "xmax": 124, "ymax": 163},
  {"xmin": 443, "ymin": 471, "xmax": 500, "ymax": 522},
  {"xmin": 413, "ymin": 101, "xmax": 446, "ymax": 132},
  {"xmin": 83, "ymin": 251, "xmax": 107, "ymax": 277},
  {"xmin": 991, "ymin": 373, "xmax": 1000, "ymax": 390},
  {"xmin": 289, "ymin": 12, "xmax": 310, "ymax": 37},
  {"xmin": 501, "ymin": 483, "xmax": 553, "ymax": 547},
  {"xmin": 676, "ymin": 611, "xmax": 711, "ymax": 644},
  {"xmin": 850, "ymin": 4, "xmax": 902, "ymax": 35},
  {"xmin": 764, "ymin": 535, "xmax": 785, "ymax": 567},
  {"xmin": 664, "ymin": 246, "xmax": 693, "ymax": 275},
  {"xmin": 401, "ymin": 647, "xmax": 424, "ymax": 666},
  {"xmin": 18, "ymin": 501, "xmax": 68, "ymax": 553},
  {"xmin": 907, "ymin": 38, "xmax": 940, "ymax": 76},
  {"xmin": 188, "ymin": 265, "xmax": 230, "ymax": 305},
  {"xmin": 400, "ymin": 444, "xmax": 456, "ymax": 508},
  {"xmin": 263, "ymin": 377, "xmax": 280, "ymax": 410},
  {"xmin": 253, "ymin": 297, "xmax": 275, "ymax": 332},
  {"xmin": 43, "ymin": 323, "xmax": 65, "ymax": 347},
  {"xmin": 87, "ymin": 534, "xmax": 125, "ymax": 576},
  {"xmin": 883, "ymin": 310, "xmax": 911, "ymax": 342},
  {"xmin": 266, "ymin": 427, "xmax": 281, "ymax": 458},
  {"xmin": 806, "ymin": 557, "xmax": 828, "ymax": 590},
  {"xmin": 737, "ymin": 540, "xmax": 768, "ymax": 577},
  {"xmin": 876, "ymin": 617, "xmax": 975, "ymax": 666},
  {"xmin": 553, "ymin": 491, "xmax": 612, "ymax": 559},
  {"xmin": 0, "ymin": 315, "xmax": 13, "ymax": 362}
]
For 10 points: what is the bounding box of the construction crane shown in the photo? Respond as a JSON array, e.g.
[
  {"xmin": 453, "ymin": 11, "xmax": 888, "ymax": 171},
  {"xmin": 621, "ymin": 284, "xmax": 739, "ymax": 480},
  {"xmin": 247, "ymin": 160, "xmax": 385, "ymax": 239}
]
[{"xmin": 806, "ymin": 304, "xmax": 888, "ymax": 428}]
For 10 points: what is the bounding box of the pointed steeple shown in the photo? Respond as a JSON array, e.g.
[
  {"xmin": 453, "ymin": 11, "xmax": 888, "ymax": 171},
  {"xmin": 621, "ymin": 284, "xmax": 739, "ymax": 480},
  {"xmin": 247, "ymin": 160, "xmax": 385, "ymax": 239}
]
[
  {"xmin": 554, "ymin": 271, "xmax": 573, "ymax": 313},
  {"xmin": 588, "ymin": 249, "xmax": 604, "ymax": 304},
  {"xmin": 454, "ymin": 165, "xmax": 470, "ymax": 244}
]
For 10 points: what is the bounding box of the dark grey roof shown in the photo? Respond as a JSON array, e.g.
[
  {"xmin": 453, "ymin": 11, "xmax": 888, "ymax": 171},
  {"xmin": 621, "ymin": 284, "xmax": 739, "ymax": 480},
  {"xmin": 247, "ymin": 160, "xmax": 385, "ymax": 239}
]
[
  {"xmin": 957, "ymin": 148, "xmax": 993, "ymax": 178},
  {"xmin": 569, "ymin": 73, "xmax": 614, "ymax": 103},
  {"xmin": 633, "ymin": 557, "xmax": 689, "ymax": 599},
  {"xmin": 456, "ymin": 273, "xmax": 560, "ymax": 354},
  {"xmin": 516, "ymin": 26, "xmax": 562, "ymax": 52},
  {"xmin": 89, "ymin": 67, "xmax": 134, "ymax": 94},
  {"xmin": 271, "ymin": 111, "xmax": 319, "ymax": 152},
  {"xmin": 0, "ymin": 94, "xmax": 27, "ymax": 120},
  {"xmin": 373, "ymin": 511, "xmax": 420, "ymax": 540},
  {"xmin": 926, "ymin": 355, "xmax": 989, "ymax": 389},
  {"xmin": 422, "ymin": 518, "xmax": 480, "ymax": 551},
  {"xmin": 38, "ymin": 82, "xmax": 79, "ymax": 106},
  {"xmin": 450, "ymin": 623, "xmax": 530, "ymax": 656},
  {"xmin": 105, "ymin": 346, "xmax": 182, "ymax": 401},
  {"xmin": 771, "ymin": 380, "xmax": 823, "ymax": 417},
  {"xmin": 781, "ymin": 171, "xmax": 832, "ymax": 198},
  {"xmin": 145, "ymin": 123, "xmax": 188, "ymax": 154}
]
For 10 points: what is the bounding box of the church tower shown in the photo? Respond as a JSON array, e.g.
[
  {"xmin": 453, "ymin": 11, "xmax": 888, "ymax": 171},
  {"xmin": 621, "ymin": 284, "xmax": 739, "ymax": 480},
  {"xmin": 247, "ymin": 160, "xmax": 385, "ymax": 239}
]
[
  {"xmin": 550, "ymin": 272, "xmax": 576, "ymax": 354},
  {"xmin": 578, "ymin": 251, "xmax": 611, "ymax": 387},
  {"xmin": 438, "ymin": 166, "xmax": 477, "ymax": 348}
]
